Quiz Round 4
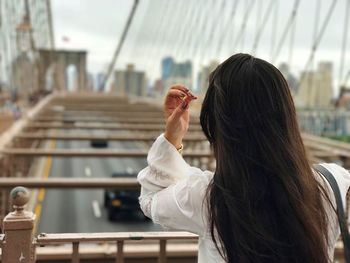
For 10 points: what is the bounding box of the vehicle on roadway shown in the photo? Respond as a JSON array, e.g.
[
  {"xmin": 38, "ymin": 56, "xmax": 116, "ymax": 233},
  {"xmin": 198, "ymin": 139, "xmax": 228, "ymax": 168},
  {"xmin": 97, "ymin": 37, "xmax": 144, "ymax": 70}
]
[
  {"xmin": 104, "ymin": 170, "xmax": 146, "ymax": 221},
  {"xmin": 90, "ymin": 139, "xmax": 109, "ymax": 148}
]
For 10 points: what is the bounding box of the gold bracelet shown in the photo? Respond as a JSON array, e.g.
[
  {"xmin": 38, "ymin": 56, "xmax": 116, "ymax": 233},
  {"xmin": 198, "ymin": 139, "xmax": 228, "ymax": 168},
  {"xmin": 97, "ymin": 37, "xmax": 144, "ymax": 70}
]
[{"xmin": 177, "ymin": 144, "xmax": 184, "ymax": 154}]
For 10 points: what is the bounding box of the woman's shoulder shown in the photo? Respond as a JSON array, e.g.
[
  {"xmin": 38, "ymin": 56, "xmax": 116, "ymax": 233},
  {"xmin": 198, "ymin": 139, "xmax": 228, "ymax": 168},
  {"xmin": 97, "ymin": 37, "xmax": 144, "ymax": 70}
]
[
  {"xmin": 315, "ymin": 163, "xmax": 350, "ymax": 201},
  {"xmin": 317, "ymin": 163, "xmax": 350, "ymax": 183}
]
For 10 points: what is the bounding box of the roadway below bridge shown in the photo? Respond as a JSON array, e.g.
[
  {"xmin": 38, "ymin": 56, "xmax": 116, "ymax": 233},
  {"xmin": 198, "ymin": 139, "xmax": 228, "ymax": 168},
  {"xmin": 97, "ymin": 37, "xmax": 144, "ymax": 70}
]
[{"xmin": 37, "ymin": 129, "xmax": 163, "ymax": 233}]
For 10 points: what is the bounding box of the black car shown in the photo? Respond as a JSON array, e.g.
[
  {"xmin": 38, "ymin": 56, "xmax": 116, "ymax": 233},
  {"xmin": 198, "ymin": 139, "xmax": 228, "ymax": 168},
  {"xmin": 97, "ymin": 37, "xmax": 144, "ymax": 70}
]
[
  {"xmin": 104, "ymin": 171, "xmax": 145, "ymax": 221},
  {"xmin": 90, "ymin": 139, "xmax": 109, "ymax": 148}
]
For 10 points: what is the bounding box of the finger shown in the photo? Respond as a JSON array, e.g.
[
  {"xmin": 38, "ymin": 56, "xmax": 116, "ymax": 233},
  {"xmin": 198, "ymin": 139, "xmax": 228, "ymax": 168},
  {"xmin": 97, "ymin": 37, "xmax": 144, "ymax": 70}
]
[
  {"xmin": 170, "ymin": 85, "xmax": 189, "ymax": 93},
  {"xmin": 171, "ymin": 100, "xmax": 189, "ymax": 119},
  {"xmin": 169, "ymin": 85, "xmax": 198, "ymax": 101},
  {"xmin": 183, "ymin": 95, "xmax": 196, "ymax": 104},
  {"xmin": 176, "ymin": 88, "xmax": 197, "ymax": 100},
  {"xmin": 166, "ymin": 89, "xmax": 187, "ymax": 98},
  {"xmin": 186, "ymin": 91, "xmax": 198, "ymax": 100}
]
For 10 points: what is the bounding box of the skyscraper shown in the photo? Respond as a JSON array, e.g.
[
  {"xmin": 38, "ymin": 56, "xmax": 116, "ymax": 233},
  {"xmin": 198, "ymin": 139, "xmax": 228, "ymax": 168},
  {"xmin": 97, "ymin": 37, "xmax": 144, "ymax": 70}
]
[
  {"xmin": 197, "ymin": 60, "xmax": 219, "ymax": 94},
  {"xmin": 295, "ymin": 61, "xmax": 333, "ymax": 109},
  {"xmin": 113, "ymin": 64, "xmax": 146, "ymax": 97},
  {"xmin": 161, "ymin": 57, "xmax": 174, "ymax": 81},
  {"xmin": 160, "ymin": 57, "xmax": 192, "ymax": 93},
  {"xmin": 278, "ymin": 63, "xmax": 298, "ymax": 94}
]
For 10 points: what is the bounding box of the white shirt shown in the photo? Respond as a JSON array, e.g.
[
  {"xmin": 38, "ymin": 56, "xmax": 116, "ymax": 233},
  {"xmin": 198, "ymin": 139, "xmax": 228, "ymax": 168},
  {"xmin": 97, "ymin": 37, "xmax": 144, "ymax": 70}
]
[{"xmin": 137, "ymin": 134, "xmax": 350, "ymax": 262}]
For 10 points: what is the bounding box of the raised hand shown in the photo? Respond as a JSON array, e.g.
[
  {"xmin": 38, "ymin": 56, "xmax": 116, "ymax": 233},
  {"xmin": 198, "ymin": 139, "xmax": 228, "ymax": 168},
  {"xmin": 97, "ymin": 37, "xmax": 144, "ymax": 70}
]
[{"xmin": 163, "ymin": 85, "xmax": 197, "ymax": 149}]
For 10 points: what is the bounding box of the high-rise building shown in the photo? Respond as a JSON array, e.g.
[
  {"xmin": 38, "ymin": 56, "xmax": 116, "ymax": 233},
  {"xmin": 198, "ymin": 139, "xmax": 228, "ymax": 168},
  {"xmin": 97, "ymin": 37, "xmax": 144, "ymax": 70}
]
[
  {"xmin": 113, "ymin": 64, "xmax": 146, "ymax": 97},
  {"xmin": 153, "ymin": 79, "xmax": 164, "ymax": 97},
  {"xmin": 296, "ymin": 70, "xmax": 315, "ymax": 108},
  {"xmin": 315, "ymin": 62, "xmax": 333, "ymax": 108},
  {"xmin": 278, "ymin": 63, "xmax": 298, "ymax": 94},
  {"xmin": 295, "ymin": 62, "xmax": 333, "ymax": 109},
  {"xmin": 197, "ymin": 60, "xmax": 219, "ymax": 94},
  {"xmin": 96, "ymin": 73, "xmax": 106, "ymax": 92},
  {"xmin": 161, "ymin": 57, "xmax": 174, "ymax": 80},
  {"xmin": 160, "ymin": 57, "xmax": 192, "ymax": 93}
]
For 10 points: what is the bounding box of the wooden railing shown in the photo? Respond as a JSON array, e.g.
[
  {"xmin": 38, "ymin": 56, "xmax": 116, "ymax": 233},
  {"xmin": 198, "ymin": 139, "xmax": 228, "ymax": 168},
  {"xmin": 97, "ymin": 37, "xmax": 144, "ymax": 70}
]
[
  {"xmin": 36, "ymin": 232, "xmax": 198, "ymax": 263},
  {"xmin": 0, "ymin": 186, "xmax": 198, "ymax": 263},
  {"xmin": 0, "ymin": 186, "xmax": 347, "ymax": 263}
]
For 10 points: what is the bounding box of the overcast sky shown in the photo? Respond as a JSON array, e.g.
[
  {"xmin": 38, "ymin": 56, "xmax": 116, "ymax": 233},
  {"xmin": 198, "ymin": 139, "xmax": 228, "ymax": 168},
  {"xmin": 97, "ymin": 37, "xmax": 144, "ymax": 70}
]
[{"xmin": 51, "ymin": 0, "xmax": 350, "ymax": 92}]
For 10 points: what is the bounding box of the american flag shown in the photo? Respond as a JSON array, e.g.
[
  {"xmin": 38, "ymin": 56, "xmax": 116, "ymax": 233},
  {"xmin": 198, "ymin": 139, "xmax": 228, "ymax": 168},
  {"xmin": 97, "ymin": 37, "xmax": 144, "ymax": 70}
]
[{"xmin": 62, "ymin": 36, "xmax": 70, "ymax": 42}]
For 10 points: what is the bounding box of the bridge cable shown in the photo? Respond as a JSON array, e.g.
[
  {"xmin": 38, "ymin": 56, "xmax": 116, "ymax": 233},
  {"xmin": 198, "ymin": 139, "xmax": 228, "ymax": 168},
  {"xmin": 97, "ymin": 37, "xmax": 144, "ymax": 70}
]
[
  {"xmin": 45, "ymin": 0, "xmax": 55, "ymax": 50},
  {"xmin": 103, "ymin": 0, "xmax": 140, "ymax": 88},
  {"xmin": 127, "ymin": 0, "xmax": 153, "ymax": 73},
  {"xmin": 205, "ymin": 0, "xmax": 228, "ymax": 60},
  {"xmin": 271, "ymin": 0, "xmax": 300, "ymax": 64},
  {"xmin": 149, "ymin": 0, "xmax": 185, "ymax": 78},
  {"xmin": 178, "ymin": 1, "xmax": 206, "ymax": 89},
  {"xmin": 143, "ymin": 0, "xmax": 173, "ymax": 78},
  {"xmin": 193, "ymin": 0, "xmax": 218, "ymax": 61},
  {"xmin": 197, "ymin": 0, "xmax": 227, "ymax": 68},
  {"xmin": 173, "ymin": 0, "xmax": 198, "ymax": 60},
  {"xmin": 269, "ymin": 0, "xmax": 279, "ymax": 60},
  {"xmin": 232, "ymin": 0, "xmax": 256, "ymax": 52},
  {"xmin": 299, "ymin": 0, "xmax": 337, "ymax": 88},
  {"xmin": 173, "ymin": 0, "xmax": 208, "ymax": 87},
  {"xmin": 134, "ymin": 0, "xmax": 161, "ymax": 72},
  {"xmin": 150, "ymin": 0, "xmax": 188, "ymax": 82},
  {"xmin": 182, "ymin": 0, "xmax": 204, "ymax": 60},
  {"xmin": 288, "ymin": 11, "xmax": 297, "ymax": 68},
  {"xmin": 308, "ymin": 0, "xmax": 322, "ymax": 107},
  {"xmin": 193, "ymin": 0, "xmax": 227, "ymax": 90},
  {"xmin": 251, "ymin": 0, "xmax": 274, "ymax": 55},
  {"xmin": 180, "ymin": 0, "xmax": 203, "ymax": 59},
  {"xmin": 157, "ymin": 0, "xmax": 185, "ymax": 57},
  {"xmin": 339, "ymin": 0, "xmax": 350, "ymax": 87},
  {"xmin": 216, "ymin": 0, "xmax": 240, "ymax": 59},
  {"xmin": 187, "ymin": 1, "xmax": 210, "ymax": 63}
]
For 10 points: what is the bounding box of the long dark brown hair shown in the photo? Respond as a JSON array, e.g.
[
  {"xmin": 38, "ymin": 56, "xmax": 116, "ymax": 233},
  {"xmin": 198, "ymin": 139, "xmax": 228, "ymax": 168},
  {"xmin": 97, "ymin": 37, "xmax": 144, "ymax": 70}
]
[{"xmin": 200, "ymin": 53, "xmax": 331, "ymax": 263}]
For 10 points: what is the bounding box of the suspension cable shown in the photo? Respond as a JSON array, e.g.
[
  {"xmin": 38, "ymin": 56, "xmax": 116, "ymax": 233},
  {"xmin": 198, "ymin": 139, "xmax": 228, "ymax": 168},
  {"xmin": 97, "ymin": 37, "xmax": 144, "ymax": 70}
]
[
  {"xmin": 232, "ymin": 0, "xmax": 256, "ymax": 52},
  {"xmin": 299, "ymin": 0, "xmax": 337, "ymax": 85},
  {"xmin": 143, "ymin": 0, "xmax": 172, "ymax": 77},
  {"xmin": 339, "ymin": 0, "xmax": 350, "ymax": 87},
  {"xmin": 269, "ymin": 0, "xmax": 279, "ymax": 60},
  {"xmin": 271, "ymin": 0, "xmax": 300, "ymax": 63},
  {"xmin": 45, "ymin": 0, "xmax": 55, "ymax": 50},
  {"xmin": 251, "ymin": 0, "xmax": 274, "ymax": 55},
  {"xmin": 216, "ymin": 0, "xmax": 240, "ymax": 58},
  {"xmin": 205, "ymin": 0, "xmax": 228, "ymax": 61},
  {"xmin": 103, "ymin": 0, "xmax": 139, "ymax": 88}
]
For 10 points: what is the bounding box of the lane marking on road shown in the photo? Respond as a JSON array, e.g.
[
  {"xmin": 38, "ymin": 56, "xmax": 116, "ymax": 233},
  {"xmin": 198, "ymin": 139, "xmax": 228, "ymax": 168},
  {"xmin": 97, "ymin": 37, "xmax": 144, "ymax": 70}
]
[
  {"xmin": 34, "ymin": 204, "xmax": 42, "ymax": 222},
  {"xmin": 92, "ymin": 200, "xmax": 102, "ymax": 218},
  {"xmin": 33, "ymin": 138, "xmax": 56, "ymax": 234},
  {"xmin": 38, "ymin": 189, "xmax": 45, "ymax": 202},
  {"xmin": 85, "ymin": 166, "xmax": 92, "ymax": 177}
]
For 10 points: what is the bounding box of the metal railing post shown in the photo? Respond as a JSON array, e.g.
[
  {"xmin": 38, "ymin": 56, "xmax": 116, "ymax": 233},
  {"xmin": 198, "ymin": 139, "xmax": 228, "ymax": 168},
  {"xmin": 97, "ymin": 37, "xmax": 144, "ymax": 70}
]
[
  {"xmin": 72, "ymin": 242, "xmax": 80, "ymax": 263},
  {"xmin": 116, "ymin": 240, "xmax": 124, "ymax": 263},
  {"xmin": 2, "ymin": 187, "xmax": 36, "ymax": 263},
  {"xmin": 158, "ymin": 239, "xmax": 167, "ymax": 263}
]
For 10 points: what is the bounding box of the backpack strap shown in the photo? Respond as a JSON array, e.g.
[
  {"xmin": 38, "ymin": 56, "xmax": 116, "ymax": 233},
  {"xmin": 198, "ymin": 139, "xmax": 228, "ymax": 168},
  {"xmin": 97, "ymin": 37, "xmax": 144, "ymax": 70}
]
[{"xmin": 314, "ymin": 164, "xmax": 350, "ymax": 263}]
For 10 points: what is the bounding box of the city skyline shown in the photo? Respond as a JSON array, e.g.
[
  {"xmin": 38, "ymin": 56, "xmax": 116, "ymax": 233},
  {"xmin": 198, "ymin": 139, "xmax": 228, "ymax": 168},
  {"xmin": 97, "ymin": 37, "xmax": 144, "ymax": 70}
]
[{"xmin": 51, "ymin": 0, "xmax": 350, "ymax": 95}]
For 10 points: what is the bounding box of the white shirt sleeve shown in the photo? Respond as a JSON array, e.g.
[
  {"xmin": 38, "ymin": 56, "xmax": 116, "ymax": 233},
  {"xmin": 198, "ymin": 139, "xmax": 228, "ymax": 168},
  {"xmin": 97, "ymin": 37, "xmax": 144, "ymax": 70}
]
[{"xmin": 137, "ymin": 134, "xmax": 212, "ymax": 235}]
